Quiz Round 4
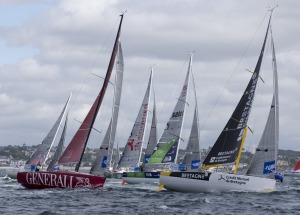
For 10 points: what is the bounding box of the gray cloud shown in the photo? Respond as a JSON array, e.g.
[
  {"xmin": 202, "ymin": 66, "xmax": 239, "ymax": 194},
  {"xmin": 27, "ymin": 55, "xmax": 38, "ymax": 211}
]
[{"xmin": 0, "ymin": 0, "xmax": 299, "ymax": 151}]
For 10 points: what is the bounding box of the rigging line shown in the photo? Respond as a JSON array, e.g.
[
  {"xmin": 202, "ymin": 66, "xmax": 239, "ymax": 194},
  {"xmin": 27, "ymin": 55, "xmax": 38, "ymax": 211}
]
[
  {"xmin": 68, "ymin": 16, "xmax": 120, "ymax": 113},
  {"xmin": 200, "ymin": 11, "xmax": 270, "ymax": 131}
]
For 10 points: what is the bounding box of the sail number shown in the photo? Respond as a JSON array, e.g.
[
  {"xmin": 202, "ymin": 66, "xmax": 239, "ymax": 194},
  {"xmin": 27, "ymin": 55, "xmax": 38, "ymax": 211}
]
[{"xmin": 172, "ymin": 111, "xmax": 184, "ymax": 118}]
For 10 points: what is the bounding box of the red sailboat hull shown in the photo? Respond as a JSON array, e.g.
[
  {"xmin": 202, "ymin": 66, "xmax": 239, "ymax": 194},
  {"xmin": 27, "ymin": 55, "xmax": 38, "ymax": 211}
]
[{"xmin": 17, "ymin": 171, "xmax": 106, "ymax": 189}]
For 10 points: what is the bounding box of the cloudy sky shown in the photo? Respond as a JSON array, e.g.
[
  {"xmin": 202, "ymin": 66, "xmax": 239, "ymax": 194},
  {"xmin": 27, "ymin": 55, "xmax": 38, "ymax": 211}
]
[{"xmin": 0, "ymin": 0, "xmax": 299, "ymax": 152}]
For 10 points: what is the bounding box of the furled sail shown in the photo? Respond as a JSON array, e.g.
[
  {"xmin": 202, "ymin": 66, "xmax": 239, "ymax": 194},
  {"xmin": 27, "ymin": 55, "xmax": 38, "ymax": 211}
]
[
  {"xmin": 202, "ymin": 18, "xmax": 271, "ymax": 169},
  {"xmin": 143, "ymin": 92, "xmax": 158, "ymax": 164},
  {"xmin": 148, "ymin": 54, "xmax": 192, "ymax": 164},
  {"xmin": 246, "ymin": 26, "xmax": 279, "ymax": 177},
  {"xmin": 118, "ymin": 70, "xmax": 153, "ymax": 168},
  {"xmin": 47, "ymin": 113, "xmax": 68, "ymax": 171},
  {"xmin": 25, "ymin": 93, "xmax": 71, "ymax": 166},
  {"xmin": 57, "ymin": 15, "xmax": 124, "ymax": 172},
  {"xmin": 90, "ymin": 42, "xmax": 124, "ymax": 175}
]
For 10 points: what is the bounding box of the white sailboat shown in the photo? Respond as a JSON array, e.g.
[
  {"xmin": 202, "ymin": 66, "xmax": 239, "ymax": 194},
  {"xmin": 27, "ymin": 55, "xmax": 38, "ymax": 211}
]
[
  {"xmin": 122, "ymin": 54, "xmax": 192, "ymax": 184},
  {"xmin": 160, "ymin": 11, "xmax": 278, "ymax": 193},
  {"xmin": 6, "ymin": 93, "xmax": 71, "ymax": 179}
]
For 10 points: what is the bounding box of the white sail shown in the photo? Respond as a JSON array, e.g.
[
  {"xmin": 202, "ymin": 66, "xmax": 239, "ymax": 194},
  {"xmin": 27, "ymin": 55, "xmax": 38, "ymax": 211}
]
[
  {"xmin": 143, "ymin": 91, "xmax": 158, "ymax": 164},
  {"xmin": 181, "ymin": 72, "xmax": 201, "ymax": 171},
  {"xmin": 25, "ymin": 93, "xmax": 71, "ymax": 166},
  {"xmin": 118, "ymin": 70, "xmax": 153, "ymax": 168},
  {"xmin": 47, "ymin": 114, "xmax": 68, "ymax": 171},
  {"xmin": 90, "ymin": 42, "xmax": 124, "ymax": 175},
  {"xmin": 148, "ymin": 54, "xmax": 192, "ymax": 165},
  {"xmin": 246, "ymin": 29, "xmax": 279, "ymax": 177}
]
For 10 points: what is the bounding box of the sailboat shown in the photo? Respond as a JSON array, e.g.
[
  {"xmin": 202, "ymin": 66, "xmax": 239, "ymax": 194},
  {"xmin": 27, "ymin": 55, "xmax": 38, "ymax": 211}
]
[
  {"xmin": 17, "ymin": 14, "xmax": 125, "ymax": 189},
  {"xmin": 284, "ymin": 160, "xmax": 300, "ymax": 177},
  {"xmin": 122, "ymin": 54, "xmax": 192, "ymax": 184},
  {"xmin": 116, "ymin": 69, "xmax": 153, "ymax": 175},
  {"xmin": 159, "ymin": 11, "xmax": 278, "ymax": 192},
  {"xmin": 6, "ymin": 93, "xmax": 71, "ymax": 179}
]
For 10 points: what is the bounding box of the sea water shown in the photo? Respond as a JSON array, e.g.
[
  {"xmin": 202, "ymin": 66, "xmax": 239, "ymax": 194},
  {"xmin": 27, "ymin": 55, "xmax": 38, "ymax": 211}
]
[{"xmin": 0, "ymin": 176, "xmax": 299, "ymax": 214}]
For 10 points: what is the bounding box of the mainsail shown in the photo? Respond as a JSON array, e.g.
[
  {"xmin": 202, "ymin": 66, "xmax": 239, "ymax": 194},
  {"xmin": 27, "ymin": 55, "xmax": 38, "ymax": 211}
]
[
  {"xmin": 246, "ymin": 24, "xmax": 279, "ymax": 177},
  {"xmin": 148, "ymin": 54, "xmax": 192, "ymax": 165},
  {"xmin": 202, "ymin": 17, "xmax": 271, "ymax": 170},
  {"xmin": 118, "ymin": 70, "xmax": 153, "ymax": 168},
  {"xmin": 90, "ymin": 42, "xmax": 124, "ymax": 175},
  {"xmin": 26, "ymin": 93, "xmax": 71, "ymax": 166},
  {"xmin": 47, "ymin": 113, "xmax": 68, "ymax": 171},
  {"xmin": 57, "ymin": 15, "xmax": 124, "ymax": 172},
  {"xmin": 143, "ymin": 92, "xmax": 158, "ymax": 164},
  {"xmin": 181, "ymin": 73, "xmax": 201, "ymax": 171}
]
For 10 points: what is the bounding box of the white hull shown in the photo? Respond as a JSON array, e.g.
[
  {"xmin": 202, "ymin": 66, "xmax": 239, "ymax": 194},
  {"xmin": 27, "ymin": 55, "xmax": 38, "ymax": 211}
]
[
  {"xmin": 123, "ymin": 177, "xmax": 159, "ymax": 184},
  {"xmin": 160, "ymin": 172, "xmax": 276, "ymax": 193},
  {"xmin": 5, "ymin": 167, "xmax": 22, "ymax": 179}
]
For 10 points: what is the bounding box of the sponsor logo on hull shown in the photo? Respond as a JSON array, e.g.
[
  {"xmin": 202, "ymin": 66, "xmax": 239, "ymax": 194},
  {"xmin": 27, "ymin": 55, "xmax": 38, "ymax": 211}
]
[
  {"xmin": 169, "ymin": 172, "xmax": 211, "ymax": 181},
  {"xmin": 20, "ymin": 172, "xmax": 103, "ymax": 188},
  {"xmin": 218, "ymin": 174, "xmax": 250, "ymax": 186}
]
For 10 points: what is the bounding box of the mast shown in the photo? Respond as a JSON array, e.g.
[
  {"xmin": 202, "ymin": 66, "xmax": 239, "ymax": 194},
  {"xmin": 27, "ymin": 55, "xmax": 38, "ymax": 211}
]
[{"xmin": 75, "ymin": 14, "xmax": 124, "ymax": 172}]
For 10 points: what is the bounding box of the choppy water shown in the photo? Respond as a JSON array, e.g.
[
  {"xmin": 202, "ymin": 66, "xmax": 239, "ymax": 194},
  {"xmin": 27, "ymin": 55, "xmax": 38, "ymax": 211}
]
[{"xmin": 0, "ymin": 176, "xmax": 299, "ymax": 215}]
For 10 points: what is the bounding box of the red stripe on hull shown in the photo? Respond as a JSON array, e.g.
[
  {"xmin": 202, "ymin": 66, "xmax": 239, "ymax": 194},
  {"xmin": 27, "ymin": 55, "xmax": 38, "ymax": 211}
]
[{"xmin": 17, "ymin": 171, "xmax": 106, "ymax": 189}]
